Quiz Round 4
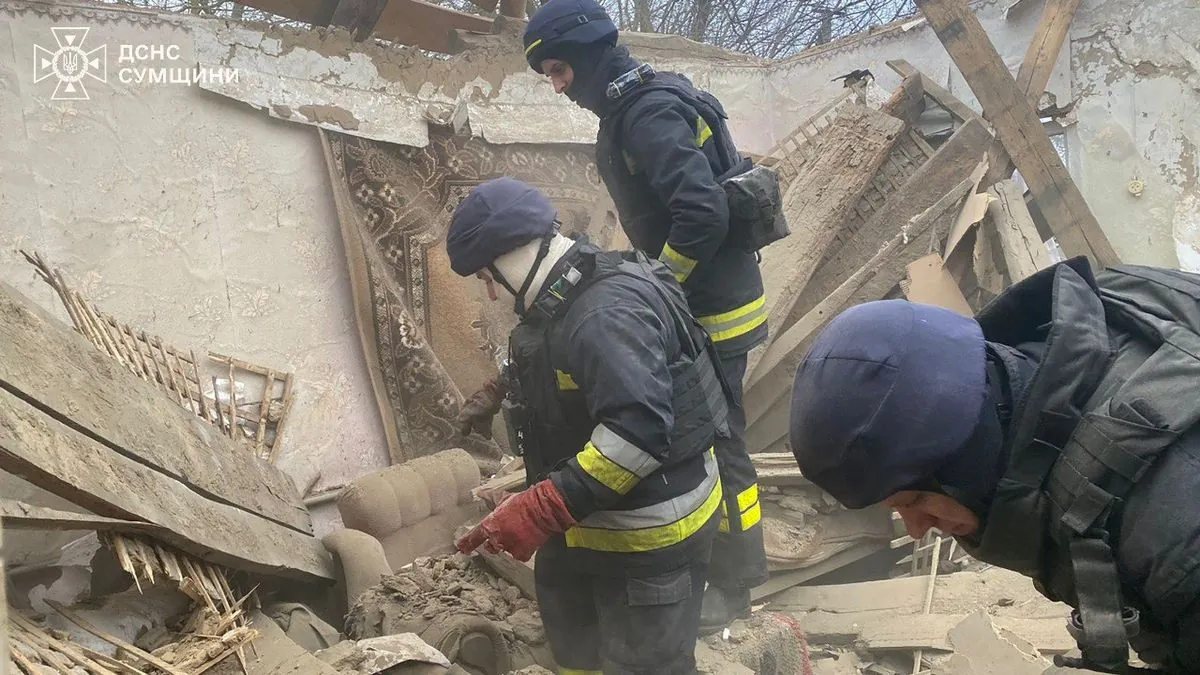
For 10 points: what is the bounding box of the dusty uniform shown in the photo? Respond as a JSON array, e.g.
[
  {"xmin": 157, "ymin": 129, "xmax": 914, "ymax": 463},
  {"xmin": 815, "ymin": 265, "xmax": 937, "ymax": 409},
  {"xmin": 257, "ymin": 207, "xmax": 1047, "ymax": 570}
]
[
  {"xmin": 592, "ymin": 57, "xmax": 769, "ymax": 591},
  {"xmin": 504, "ymin": 239, "xmax": 729, "ymax": 673},
  {"xmin": 965, "ymin": 259, "xmax": 1200, "ymax": 673}
]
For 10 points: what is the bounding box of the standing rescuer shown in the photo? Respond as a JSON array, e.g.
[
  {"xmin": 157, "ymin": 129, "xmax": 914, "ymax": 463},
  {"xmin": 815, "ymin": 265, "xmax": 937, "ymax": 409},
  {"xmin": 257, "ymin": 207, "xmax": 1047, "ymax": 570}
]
[
  {"xmin": 450, "ymin": 178, "xmax": 730, "ymax": 674},
  {"xmin": 513, "ymin": 0, "xmax": 785, "ymax": 631},
  {"xmin": 788, "ymin": 257, "xmax": 1200, "ymax": 674}
]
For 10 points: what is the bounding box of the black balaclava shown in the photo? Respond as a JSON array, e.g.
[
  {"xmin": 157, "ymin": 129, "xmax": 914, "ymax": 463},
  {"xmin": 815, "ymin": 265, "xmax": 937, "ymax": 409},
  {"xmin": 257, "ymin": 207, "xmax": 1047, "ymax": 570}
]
[{"xmin": 557, "ymin": 43, "xmax": 640, "ymax": 116}]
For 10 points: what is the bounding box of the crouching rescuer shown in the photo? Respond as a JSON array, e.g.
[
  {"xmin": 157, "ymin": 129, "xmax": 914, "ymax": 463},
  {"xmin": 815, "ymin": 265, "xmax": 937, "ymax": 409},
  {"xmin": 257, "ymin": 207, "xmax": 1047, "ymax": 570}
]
[{"xmin": 450, "ymin": 178, "xmax": 730, "ymax": 674}]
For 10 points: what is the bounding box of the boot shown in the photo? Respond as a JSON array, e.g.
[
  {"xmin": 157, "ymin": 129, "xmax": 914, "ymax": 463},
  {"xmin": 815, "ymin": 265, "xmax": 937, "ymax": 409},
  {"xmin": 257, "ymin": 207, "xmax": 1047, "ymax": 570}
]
[{"xmin": 698, "ymin": 585, "xmax": 751, "ymax": 636}]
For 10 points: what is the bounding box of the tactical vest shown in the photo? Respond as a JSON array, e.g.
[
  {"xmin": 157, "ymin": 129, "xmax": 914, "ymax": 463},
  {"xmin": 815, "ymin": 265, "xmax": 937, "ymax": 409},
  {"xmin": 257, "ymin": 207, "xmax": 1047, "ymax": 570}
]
[
  {"xmin": 502, "ymin": 244, "xmax": 730, "ymax": 558},
  {"xmin": 964, "ymin": 261, "xmax": 1200, "ymax": 673},
  {"xmin": 594, "ymin": 72, "xmax": 769, "ymax": 357}
]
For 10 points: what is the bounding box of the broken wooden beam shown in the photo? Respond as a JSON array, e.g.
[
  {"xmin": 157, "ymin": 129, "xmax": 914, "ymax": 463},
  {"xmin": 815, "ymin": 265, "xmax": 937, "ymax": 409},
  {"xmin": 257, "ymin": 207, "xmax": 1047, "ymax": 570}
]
[
  {"xmin": 913, "ymin": 0, "xmax": 1120, "ymax": 267},
  {"xmin": 750, "ymin": 453, "xmax": 811, "ymax": 487},
  {"xmin": 987, "ymin": 179, "xmax": 1052, "ymax": 282},
  {"xmin": 985, "ymin": 0, "xmax": 1084, "ymax": 186},
  {"xmin": 746, "ymin": 123, "xmax": 989, "ymax": 424},
  {"xmin": 886, "ymin": 59, "xmax": 984, "ymax": 126},
  {"xmin": 0, "ymin": 499, "xmax": 168, "ymax": 535},
  {"xmin": 778, "ymin": 118, "xmax": 992, "ymax": 349},
  {"xmin": 0, "ymin": 283, "xmax": 312, "ymax": 535},
  {"xmin": 753, "ymin": 105, "xmax": 906, "ymax": 374},
  {"xmin": 0, "ymin": 391, "xmax": 333, "ymax": 582},
  {"xmin": 743, "ymin": 176, "xmax": 976, "ymax": 454},
  {"xmin": 881, "ymin": 72, "xmax": 926, "ymax": 127}
]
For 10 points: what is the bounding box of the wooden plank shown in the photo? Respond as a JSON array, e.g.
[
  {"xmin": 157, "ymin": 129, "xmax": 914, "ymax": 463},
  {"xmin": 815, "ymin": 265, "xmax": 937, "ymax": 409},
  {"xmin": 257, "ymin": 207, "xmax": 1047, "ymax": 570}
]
[
  {"xmin": 777, "ymin": 119, "xmax": 993, "ymax": 359},
  {"xmin": 987, "ymin": 179, "xmax": 1052, "ymax": 282},
  {"xmin": 767, "ymin": 575, "xmax": 928, "ymax": 613},
  {"xmin": 0, "ymin": 391, "xmax": 334, "ymax": 582},
  {"xmin": 882, "ymin": 73, "xmax": 926, "ymax": 127},
  {"xmin": 0, "ymin": 283, "xmax": 311, "ymax": 535},
  {"xmin": 985, "ymin": 0, "xmax": 1085, "ymax": 186},
  {"xmin": 913, "ymin": 0, "xmax": 1120, "ymax": 267},
  {"xmin": 750, "ymin": 541, "xmax": 883, "ymax": 602},
  {"xmin": 794, "ymin": 611, "xmax": 1073, "ymax": 652},
  {"xmin": 744, "ymin": 175, "xmax": 978, "ymax": 439},
  {"xmin": 0, "ymin": 499, "xmax": 166, "ymax": 535},
  {"xmin": 477, "ymin": 551, "xmax": 536, "ymax": 600},
  {"xmin": 753, "ymin": 105, "xmax": 905, "ymax": 375},
  {"xmin": 886, "ymin": 59, "xmax": 983, "ymax": 125}
]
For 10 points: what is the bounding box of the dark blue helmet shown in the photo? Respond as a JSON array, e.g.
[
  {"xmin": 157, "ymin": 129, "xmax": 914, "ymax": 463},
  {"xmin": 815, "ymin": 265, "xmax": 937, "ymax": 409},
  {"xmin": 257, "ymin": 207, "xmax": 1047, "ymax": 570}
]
[
  {"xmin": 789, "ymin": 299, "xmax": 988, "ymax": 509},
  {"xmin": 523, "ymin": 0, "xmax": 618, "ymax": 74},
  {"xmin": 446, "ymin": 177, "xmax": 559, "ymax": 277}
]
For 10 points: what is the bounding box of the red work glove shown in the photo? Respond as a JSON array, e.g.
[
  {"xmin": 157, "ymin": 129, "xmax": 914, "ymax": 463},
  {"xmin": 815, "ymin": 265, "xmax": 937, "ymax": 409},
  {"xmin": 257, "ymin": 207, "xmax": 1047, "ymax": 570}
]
[
  {"xmin": 455, "ymin": 480, "xmax": 576, "ymax": 562},
  {"xmin": 455, "ymin": 377, "xmax": 506, "ymax": 439}
]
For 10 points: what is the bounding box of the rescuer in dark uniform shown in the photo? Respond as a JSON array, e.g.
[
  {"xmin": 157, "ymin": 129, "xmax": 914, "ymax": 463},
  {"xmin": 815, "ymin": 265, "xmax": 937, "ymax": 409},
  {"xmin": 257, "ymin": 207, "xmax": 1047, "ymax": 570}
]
[
  {"xmin": 450, "ymin": 177, "xmax": 729, "ymax": 674},
  {"xmin": 509, "ymin": 0, "xmax": 774, "ymax": 632},
  {"xmin": 789, "ymin": 257, "xmax": 1200, "ymax": 674}
]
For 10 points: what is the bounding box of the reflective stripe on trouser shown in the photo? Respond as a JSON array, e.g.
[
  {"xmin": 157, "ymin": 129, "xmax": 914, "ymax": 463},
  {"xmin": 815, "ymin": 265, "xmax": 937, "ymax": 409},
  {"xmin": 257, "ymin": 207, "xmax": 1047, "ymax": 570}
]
[
  {"xmin": 566, "ymin": 450, "xmax": 722, "ymax": 553},
  {"xmin": 537, "ymin": 552, "xmax": 708, "ymax": 675},
  {"xmin": 707, "ymin": 352, "xmax": 770, "ymax": 590}
]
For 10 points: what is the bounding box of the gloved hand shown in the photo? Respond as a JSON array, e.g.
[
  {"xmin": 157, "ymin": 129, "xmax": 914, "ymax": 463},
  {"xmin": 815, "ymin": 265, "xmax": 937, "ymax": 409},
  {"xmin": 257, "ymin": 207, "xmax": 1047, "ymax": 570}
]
[
  {"xmin": 455, "ymin": 480, "xmax": 576, "ymax": 562},
  {"xmin": 456, "ymin": 377, "xmax": 506, "ymax": 439}
]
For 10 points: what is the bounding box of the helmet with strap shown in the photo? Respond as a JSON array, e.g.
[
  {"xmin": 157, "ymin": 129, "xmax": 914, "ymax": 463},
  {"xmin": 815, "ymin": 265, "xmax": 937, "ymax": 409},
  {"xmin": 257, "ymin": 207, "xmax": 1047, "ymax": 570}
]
[{"xmin": 523, "ymin": 0, "xmax": 618, "ymax": 74}]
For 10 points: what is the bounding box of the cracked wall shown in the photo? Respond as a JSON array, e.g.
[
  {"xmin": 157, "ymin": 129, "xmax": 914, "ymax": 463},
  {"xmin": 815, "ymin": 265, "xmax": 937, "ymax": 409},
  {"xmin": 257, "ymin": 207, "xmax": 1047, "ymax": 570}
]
[{"xmin": 0, "ymin": 1, "xmax": 389, "ymax": 522}]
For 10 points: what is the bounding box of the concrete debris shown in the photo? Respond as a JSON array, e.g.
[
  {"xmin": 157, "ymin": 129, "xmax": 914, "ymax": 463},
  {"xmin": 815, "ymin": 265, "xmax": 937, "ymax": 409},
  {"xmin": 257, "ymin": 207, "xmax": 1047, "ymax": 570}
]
[
  {"xmin": 347, "ymin": 553, "xmax": 555, "ymax": 672},
  {"xmin": 314, "ymin": 634, "xmax": 452, "ymax": 674}
]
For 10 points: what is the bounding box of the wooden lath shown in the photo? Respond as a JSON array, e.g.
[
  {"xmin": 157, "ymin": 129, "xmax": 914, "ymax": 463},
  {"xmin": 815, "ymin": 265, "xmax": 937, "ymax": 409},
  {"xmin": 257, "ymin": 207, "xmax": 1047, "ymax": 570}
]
[
  {"xmin": 755, "ymin": 89, "xmax": 861, "ymax": 194},
  {"xmin": 22, "ymin": 251, "xmax": 296, "ymax": 464}
]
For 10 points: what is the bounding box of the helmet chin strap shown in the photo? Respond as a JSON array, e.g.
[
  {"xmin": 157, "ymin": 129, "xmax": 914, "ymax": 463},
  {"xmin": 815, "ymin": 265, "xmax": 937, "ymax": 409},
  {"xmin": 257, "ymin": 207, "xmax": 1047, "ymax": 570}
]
[{"xmin": 488, "ymin": 234, "xmax": 555, "ymax": 316}]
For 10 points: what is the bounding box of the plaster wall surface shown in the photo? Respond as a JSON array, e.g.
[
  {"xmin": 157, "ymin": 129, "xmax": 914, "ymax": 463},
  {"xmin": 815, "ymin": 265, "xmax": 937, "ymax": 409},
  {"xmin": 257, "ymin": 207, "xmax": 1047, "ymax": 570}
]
[{"xmin": 0, "ymin": 2, "xmax": 389, "ymax": 506}]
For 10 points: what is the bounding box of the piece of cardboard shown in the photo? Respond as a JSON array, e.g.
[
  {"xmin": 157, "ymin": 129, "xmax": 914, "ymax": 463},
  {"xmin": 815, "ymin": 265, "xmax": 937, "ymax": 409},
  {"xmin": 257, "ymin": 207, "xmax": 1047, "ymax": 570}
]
[{"xmin": 904, "ymin": 253, "xmax": 974, "ymax": 316}]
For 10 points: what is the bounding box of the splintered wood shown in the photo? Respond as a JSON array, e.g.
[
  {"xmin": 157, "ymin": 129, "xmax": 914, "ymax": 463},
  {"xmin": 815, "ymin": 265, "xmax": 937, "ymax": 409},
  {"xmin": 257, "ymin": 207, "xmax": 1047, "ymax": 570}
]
[{"xmin": 22, "ymin": 251, "xmax": 295, "ymax": 463}]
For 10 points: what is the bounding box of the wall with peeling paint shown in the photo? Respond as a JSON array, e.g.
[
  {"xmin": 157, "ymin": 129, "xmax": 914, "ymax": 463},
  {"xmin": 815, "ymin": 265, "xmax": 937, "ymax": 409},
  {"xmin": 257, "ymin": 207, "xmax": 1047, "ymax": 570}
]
[
  {"xmin": 0, "ymin": 1, "xmax": 389, "ymax": 513},
  {"xmin": 750, "ymin": 0, "xmax": 1200, "ymax": 270}
]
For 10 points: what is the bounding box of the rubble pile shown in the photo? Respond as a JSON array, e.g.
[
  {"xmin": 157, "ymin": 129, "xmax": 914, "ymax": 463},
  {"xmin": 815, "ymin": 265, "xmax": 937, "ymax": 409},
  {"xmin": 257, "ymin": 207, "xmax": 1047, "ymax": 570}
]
[{"xmin": 347, "ymin": 554, "xmax": 555, "ymax": 673}]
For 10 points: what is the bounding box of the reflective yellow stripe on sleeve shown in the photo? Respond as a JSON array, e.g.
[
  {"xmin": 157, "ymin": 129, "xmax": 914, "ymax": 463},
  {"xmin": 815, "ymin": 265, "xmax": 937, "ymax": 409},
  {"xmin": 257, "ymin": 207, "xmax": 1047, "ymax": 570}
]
[
  {"xmin": 697, "ymin": 294, "xmax": 768, "ymax": 343},
  {"xmin": 575, "ymin": 425, "xmax": 662, "ymax": 496},
  {"xmin": 524, "ymin": 38, "xmax": 543, "ymax": 56},
  {"xmin": 577, "ymin": 442, "xmax": 640, "ymax": 496},
  {"xmin": 555, "ymin": 370, "xmax": 578, "ymax": 391},
  {"xmin": 659, "ymin": 243, "xmax": 698, "ymax": 284},
  {"xmin": 566, "ymin": 450, "xmax": 722, "ymax": 552},
  {"xmin": 696, "ymin": 115, "xmax": 713, "ymax": 148}
]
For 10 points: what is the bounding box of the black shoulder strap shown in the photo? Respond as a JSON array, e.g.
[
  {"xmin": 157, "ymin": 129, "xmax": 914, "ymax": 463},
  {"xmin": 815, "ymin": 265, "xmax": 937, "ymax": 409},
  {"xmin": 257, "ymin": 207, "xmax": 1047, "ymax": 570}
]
[{"xmin": 605, "ymin": 76, "xmax": 745, "ymax": 179}]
